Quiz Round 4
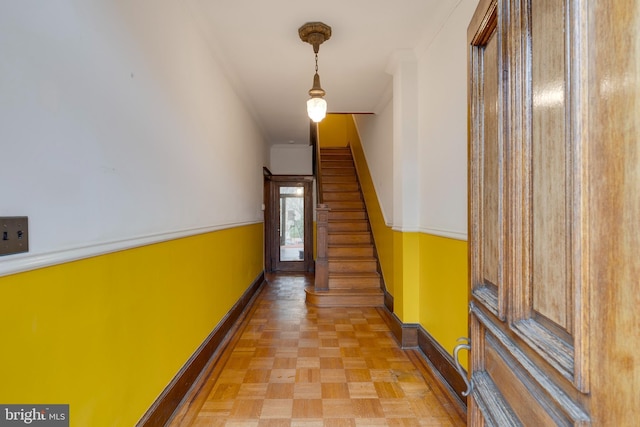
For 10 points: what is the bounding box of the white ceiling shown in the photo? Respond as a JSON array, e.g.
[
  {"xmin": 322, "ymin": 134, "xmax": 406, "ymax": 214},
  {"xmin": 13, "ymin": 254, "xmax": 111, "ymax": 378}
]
[{"xmin": 186, "ymin": 0, "xmax": 461, "ymax": 145}]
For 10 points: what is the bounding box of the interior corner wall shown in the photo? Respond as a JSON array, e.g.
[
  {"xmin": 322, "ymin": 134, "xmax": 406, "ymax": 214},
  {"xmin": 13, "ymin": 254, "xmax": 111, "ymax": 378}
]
[{"xmin": 0, "ymin": 1, "xmax": 266, "ymax": 425}]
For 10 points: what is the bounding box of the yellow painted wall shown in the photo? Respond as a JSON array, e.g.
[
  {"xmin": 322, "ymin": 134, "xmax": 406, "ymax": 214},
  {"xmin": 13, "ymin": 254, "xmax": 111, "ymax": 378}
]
[
  {"xmin": 419, "ymin": 233, "xmax": 468, "ymax": 368},
  {"xmin": 318, "ymin": 114, "xmax": 350, "ymax": 147},
  {"xmin": 393, "ymin": 231, "xmax": 421, "ymax": 323},
  {"xmin": 0, "ymin": 223, "xmax": 263, "ymax": 426}
]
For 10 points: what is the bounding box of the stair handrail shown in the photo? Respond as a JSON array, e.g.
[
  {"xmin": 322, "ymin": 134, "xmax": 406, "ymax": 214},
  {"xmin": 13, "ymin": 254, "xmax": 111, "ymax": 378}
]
[
  {"xmin": 311, "ymin": 121, "xmax": 329, "ymax": 291},
  {"xmin": 311, "ymin": 121, "xmax": 324, "ymax": 204}
]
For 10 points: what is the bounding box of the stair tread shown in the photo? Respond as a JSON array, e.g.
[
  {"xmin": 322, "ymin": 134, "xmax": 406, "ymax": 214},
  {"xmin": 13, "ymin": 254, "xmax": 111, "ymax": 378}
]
[
  {"xmin": 309, "ymin": 288, "xmax": 383, "ymax": 295},
  {"xmin": 325, "ymin": 207, "xmax": 365, "ymax": 210},
  {"xmin": 329, "ymin": 243, "xmax": 374, "ymax": 247},
  {"xmin": 328, "ymin": 271, "xmax": 380, "ymax": 277}
]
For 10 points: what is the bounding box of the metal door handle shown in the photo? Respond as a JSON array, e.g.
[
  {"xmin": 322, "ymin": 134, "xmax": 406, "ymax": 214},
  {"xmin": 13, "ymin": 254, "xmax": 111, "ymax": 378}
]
[{"xmin": 453, "ymin": 337, "xmax": 472, "ymax": 396}]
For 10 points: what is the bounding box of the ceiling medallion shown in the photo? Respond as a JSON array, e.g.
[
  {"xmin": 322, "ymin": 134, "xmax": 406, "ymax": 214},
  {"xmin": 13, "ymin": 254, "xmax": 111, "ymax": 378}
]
[{"xmin": 298, "ymin": 22, "xmax": 332, "ymax": 53}]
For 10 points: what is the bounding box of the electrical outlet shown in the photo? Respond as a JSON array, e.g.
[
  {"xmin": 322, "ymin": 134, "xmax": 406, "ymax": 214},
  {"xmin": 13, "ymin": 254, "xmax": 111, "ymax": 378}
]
[{"xmin": 0, "ymin": 217, "xmax": 29, "ymax": 256}]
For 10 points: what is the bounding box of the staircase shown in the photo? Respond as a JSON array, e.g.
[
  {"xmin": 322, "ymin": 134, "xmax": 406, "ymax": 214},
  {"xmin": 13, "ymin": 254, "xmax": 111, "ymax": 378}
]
[{"xmin": 305, "ymin": 147, "xmax": 385, "ymax": 307}]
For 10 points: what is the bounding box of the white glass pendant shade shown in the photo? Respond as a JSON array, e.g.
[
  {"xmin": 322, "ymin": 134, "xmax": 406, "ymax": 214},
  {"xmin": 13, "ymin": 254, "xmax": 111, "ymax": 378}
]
[{"xmin": 307, "ymin": 97, "xmax": 327, "ymax": 122}]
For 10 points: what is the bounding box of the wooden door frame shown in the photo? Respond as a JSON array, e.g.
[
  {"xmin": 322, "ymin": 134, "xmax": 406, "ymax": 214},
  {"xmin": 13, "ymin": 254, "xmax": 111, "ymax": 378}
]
[{"xmin": 264, "ymin": 174, "xmax": 314, "ymax": 273}]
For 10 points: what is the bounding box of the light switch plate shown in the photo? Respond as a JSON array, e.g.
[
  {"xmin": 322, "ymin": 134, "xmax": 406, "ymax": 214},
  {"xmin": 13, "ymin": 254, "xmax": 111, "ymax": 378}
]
[{"xmin": 0, "ymin": 217, "xmax": 29, "ymax": 256}]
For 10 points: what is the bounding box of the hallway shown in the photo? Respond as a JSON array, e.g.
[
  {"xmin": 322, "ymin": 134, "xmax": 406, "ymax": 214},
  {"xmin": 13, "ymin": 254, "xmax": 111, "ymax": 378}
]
[{"xmin": 169, "ymin": 274, "xmax": 466, "ymax": 426}]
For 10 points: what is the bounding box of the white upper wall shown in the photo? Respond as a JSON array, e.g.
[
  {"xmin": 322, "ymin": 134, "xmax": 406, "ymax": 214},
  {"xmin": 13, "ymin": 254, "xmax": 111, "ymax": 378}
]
[
  {"xmin": 354, "ymin": 103, "xmax": 394, "ymax": 226},
  {"xmin": 269, "ymin": 144, "xmax": 313, "ymax": 175},
  {"xmin": 0, "ymin": 1, "xmax": 266, "ymax": 274},
  {"xmin": 416, "ymin": 0, "xmax": 478, "ymax": 240}
]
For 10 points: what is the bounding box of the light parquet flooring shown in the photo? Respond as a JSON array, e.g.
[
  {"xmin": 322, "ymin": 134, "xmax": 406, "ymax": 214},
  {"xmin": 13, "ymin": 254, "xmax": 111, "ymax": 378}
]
[{"xmin": 169, "ymin": 273, "xmax": 466, "ymax": 427}]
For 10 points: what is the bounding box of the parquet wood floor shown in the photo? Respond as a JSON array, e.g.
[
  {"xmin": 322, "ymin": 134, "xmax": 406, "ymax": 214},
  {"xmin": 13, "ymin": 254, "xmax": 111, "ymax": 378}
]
[{"xmin": 168, "ymin": 273, "xmax": 466, "ymax": 427}]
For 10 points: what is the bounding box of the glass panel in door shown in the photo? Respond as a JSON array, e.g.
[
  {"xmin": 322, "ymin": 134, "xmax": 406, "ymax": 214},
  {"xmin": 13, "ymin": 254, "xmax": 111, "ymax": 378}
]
[{"xmin": 279, "ymin": 186, "xmax": 305, "ymax": 262}]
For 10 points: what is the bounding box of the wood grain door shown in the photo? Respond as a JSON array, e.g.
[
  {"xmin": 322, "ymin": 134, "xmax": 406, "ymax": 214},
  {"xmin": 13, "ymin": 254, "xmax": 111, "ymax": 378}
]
[
  {"xmin": 264, "ymin": 175, "xmax": 314, "ymax": 273},
  {"xmin": 467, "ymin": 0, "xmax": 640, "ymax": 425}
]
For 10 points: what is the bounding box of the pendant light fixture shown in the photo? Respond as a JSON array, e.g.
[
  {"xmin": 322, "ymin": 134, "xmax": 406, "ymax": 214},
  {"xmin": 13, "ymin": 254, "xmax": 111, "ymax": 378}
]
[{"xmin": 298, "ymin": 22, "xmax": 331, "ymax": 123}]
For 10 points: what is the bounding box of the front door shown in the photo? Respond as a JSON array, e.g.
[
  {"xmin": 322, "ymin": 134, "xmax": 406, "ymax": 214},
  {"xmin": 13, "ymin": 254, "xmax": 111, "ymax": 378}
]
[{"xmin": 264, "ymin": 175, "xmax": 313, "ymax": 273}]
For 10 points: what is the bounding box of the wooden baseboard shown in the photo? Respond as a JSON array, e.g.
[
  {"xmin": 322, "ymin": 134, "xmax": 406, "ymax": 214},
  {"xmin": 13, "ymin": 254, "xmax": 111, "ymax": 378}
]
[
  {"xmin": 377, "ymin": 307, "xmax": 418, "ymax": 348},
  {"xmin": 377, "ymin": 305, "xmax": 467, "ymax": 412},
  {"xmin": 136, "ymin": 272, "xmax": 265, "ymax": 427},
  {"xmin": 416, "ymin": 326, "xmax": 468, "ymax": 409},
  {"xmin": 383, "ymin": 288, "xmax": 394, "ymax": 313}
]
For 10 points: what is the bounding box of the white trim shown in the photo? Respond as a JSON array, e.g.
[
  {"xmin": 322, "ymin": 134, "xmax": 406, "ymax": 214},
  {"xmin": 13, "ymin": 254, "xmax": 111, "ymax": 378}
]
[
  {"xmin": 0, "ymin": 220, "xmax": 262, "ymax": 278},
  {"xmin": 390, "ymin": 225, "xmax": 468, "ymax": 242},
  {"xmin": 373, "ymin": 81, "xmax": 393, "ymax": 115},
  {"xmin": 391, "ymin": 225, "xmax": 421, "ymax": 233},
  {"xmin": 419, "ymin": 227, "xmax": 468, "ymax": 241},
  {"xmin": 386, "ymin": 49, "xmax": 417, "ymax": 75}
]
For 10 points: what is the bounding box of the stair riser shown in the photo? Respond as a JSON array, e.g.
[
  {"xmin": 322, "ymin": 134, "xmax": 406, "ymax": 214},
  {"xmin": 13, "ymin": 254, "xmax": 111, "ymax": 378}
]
[
  {"xmin": 329, "ymin": 211, "xmax": 367, "ymax": 221},
  {"xmin": 325, "ymin": 201, "xmax": 365, "ymax": 210},
  {"xmin": 329, "ymin": 234, "xmax": 372, "ymax": 245},
  {"xmin": 322, "ymin": 175, "xmax": 357, "ymax": 183},
  {"xmin": 329, "ymin": 260, "xmax": 378, "ymax": 273},
  {"xmin": 322, "ymin": 168, "xmax": 356, "ymax": 176},
  {"xmin": 329, "ymin": 223, "xmax": 369, "ymax": 232},
  {"xmin": 321, "ymin": 150, "xmax": 351, "ymax": 157},
  {"xmin": 321, "ymin": 157, "xmax": 352, "ymax": 164},
  {"xmin": 328, "ymin": 277, "xmax": 381, "ymax": 288},
  {"xmin": 323, "ymin": 183, "xmax": 360, "ymax": 192},
  {"xmin": 305, "ymin": 293, "xmax": 384, "ymax": 307},
  {"xmin": 322, "ymin": 160, "xmax": 353, "ymax": 168},
  {"xmin": 323, "ymin": 192, "xmax": 361, "ymax": 201},
  {"xmin": 328, "ymin": 247, "xmax": 374, "ymax": 257}
]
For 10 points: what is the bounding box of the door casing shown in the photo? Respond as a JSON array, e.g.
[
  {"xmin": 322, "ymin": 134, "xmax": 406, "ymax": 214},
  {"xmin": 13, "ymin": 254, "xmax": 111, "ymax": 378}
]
[{"xmin": 264, "ymin": 174, "xmax": 314, "ymax": 273}]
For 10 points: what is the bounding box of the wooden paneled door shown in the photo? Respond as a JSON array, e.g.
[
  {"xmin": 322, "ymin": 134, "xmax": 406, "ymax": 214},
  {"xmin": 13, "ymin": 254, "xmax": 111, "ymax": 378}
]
[
  {"xmin": 264, "ymin": 175, "xmax": 314, "ymax": 273},
  {"xmin": 467, "ymin": 0, "xmax": 640, "ymax": 425}
]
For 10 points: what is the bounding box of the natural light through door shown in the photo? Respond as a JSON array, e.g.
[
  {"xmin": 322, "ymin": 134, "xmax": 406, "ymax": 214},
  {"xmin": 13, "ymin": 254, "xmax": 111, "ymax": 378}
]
[{"xmin": 279, "ymin": 186, "xmax": 305, "ymax": 262}]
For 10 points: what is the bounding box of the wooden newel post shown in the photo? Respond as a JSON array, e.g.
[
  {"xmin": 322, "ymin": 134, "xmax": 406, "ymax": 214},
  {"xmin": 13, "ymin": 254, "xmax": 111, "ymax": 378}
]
[{"xmin": 315, "ymin": 204, "xmax": 330, "ymax": 291}]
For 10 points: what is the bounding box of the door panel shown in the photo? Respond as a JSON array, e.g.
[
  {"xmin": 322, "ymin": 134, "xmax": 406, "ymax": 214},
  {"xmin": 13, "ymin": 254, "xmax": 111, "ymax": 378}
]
[
  {"xmin": 530, "ymin": 0, "xmax": 570, "ymax": 330},
  {"xmin": 480, "ymin": 29, "xmax": 502, "ymax": 305},
  {"xmin": 510, "ymin": 0, "xmax": 588, "ymax": 390},
  {"xmin": 469, "ymin": 2, "xmax": 506, "ymax": 320}
]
